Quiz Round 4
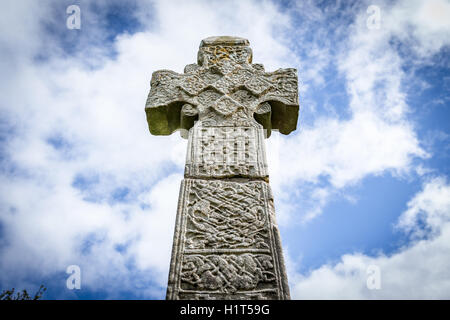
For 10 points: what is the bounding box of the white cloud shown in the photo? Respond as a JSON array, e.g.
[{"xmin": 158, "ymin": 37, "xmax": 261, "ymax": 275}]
[
  {"xmin": 279, "ymin": 0, "xmax": 450, "ymax": 298},
  {"xmin": 397, "ymin": 176, "xmax": 450, "ymax": 239},
  {"xmin": 289, "ymin": 177, "xmax": 450, "ymax": 299},
  {"xmin": 0, "ymin": 0, "xmax": 299, "ymax": 297},
  {"xmin": 273, "ymin": 112, "xmax": 425, "ymax": 189},
  {"xmin": 269, "ymin": 0, "xmax": 450, "ymax": 224},
  {"xmin": 0, "ymin": 0, "xmax": 448, "ymax": 299},
  {"xmin": 385, "ymin": 0, "xmax": 450, "ymax": 57}
]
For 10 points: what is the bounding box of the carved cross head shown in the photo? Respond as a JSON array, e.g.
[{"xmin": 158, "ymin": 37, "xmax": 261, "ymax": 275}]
[{"xmin": 145, "ymin": 36, "xmax": 299, "ymax": 138}]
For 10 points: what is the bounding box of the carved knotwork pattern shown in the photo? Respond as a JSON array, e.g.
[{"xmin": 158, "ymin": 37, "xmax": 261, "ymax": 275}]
[
  {"xmin": 214, "ymin": 96, "xmax": 242, "ymax": 116},
  {"xmin": 170, "ymin": 178, "xmax": 284, "ymax": 299},
  {"xmin": 199, "ymin": 45, "xmax": 252, "ymax": 66},
  {"xmin": 146, "ymin": 42, "xmax": 298, "ymax": 130},
  {"xmin": 179, "ymin": 75, "xmax": 208, "ymax": 95},
  {"xmin": 178, "ymin": 292, "xmax": 273, "ymax": 300},
  {"xmin": 180, "ymin": 253, "xmax": 276, "ymax": 294},
  {"xmin": 185, "ymin": 180, "xmax": 269, "ymax": 250}
]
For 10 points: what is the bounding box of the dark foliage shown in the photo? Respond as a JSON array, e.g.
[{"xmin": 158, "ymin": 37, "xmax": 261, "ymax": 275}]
[{"xmin": 0, "ymin": 285, "xmax": 47, "ymax": 300}]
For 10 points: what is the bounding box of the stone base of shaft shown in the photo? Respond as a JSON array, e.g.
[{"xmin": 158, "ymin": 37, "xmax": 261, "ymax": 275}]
[{"xmin": 166, "ymin": 178, "xmax": 290, "ymax": 300}]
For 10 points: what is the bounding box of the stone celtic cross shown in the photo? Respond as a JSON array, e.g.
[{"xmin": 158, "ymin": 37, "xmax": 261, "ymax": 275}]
[{"xmin": 145, "ymin": 36, "xmax": 299, "ymax": 300}]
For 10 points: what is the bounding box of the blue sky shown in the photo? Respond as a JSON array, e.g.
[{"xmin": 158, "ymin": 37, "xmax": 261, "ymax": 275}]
[{"xmin": 0, "ymin": 0, "xmax": 449, "ymax": 299}]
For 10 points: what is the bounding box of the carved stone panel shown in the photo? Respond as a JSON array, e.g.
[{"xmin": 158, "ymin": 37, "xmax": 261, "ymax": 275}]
[
  {"xmin": 184, "ymin": 179, "xmax": 269, "ymax": 250},
  {"xmin": 185, "ymin": 124, "xmax": 268, "ymax": 179},
  {"xmin": 166, "ymin": 179, "xmax": 290, "ymax": 300}
]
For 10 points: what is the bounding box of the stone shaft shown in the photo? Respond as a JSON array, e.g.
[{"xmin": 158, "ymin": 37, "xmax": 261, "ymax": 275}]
[
  {"xmin": 145, "ymin": 36, "xmax": 299, "ymax": 300},
  {"xmin": 167, "ymin": 178, "xmax": 290, "ymax": 299}
]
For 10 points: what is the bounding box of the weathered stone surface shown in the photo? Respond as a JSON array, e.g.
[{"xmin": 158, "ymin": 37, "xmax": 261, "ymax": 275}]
[
  {"xmin": 167, "ymin": 179, "xmax": 290, "ymax": 300},
  {"xmin": 145, "ymin": 36, "xmax": 299, "ymax": 138},
  {"xmin": 185, "ymin": 124, "xmax": 268, "ymax": 179},
  {"xmin": 145, "ymin": 36, "xmax": 299, "ymax": 300}
]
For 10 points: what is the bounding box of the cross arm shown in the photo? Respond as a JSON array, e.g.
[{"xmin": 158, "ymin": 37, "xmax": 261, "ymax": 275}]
[
  {"xmin": 255, "ymin": 67, "xmax": 299, "ymax": 136},
  {"xmin": 145, "ymin": 69, "xmax": 197, "ymax": 136}
]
